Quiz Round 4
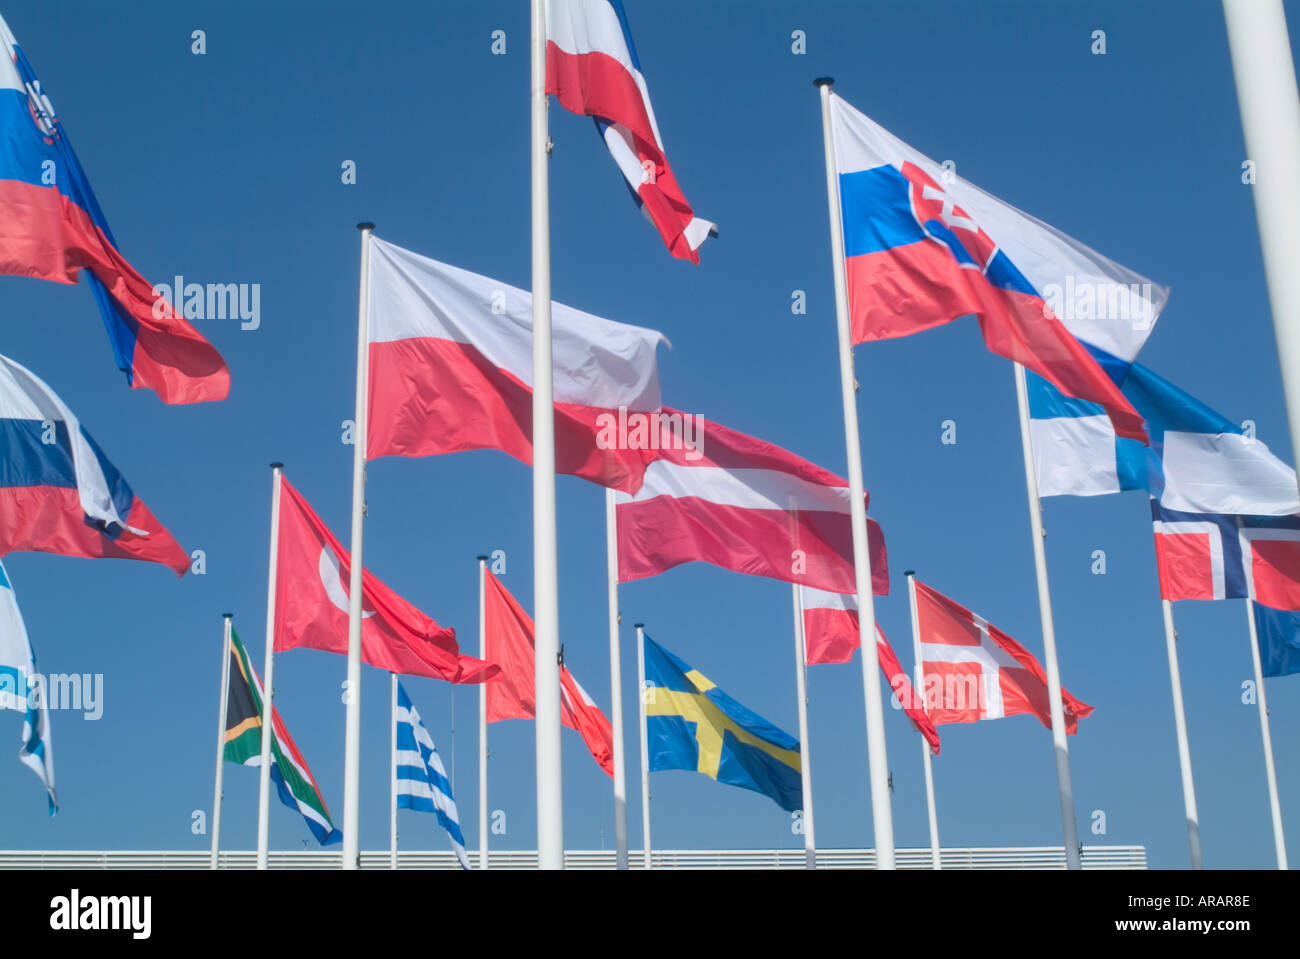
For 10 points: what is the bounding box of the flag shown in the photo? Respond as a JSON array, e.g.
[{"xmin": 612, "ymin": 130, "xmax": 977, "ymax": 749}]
[
  {"xmin": 615, "ymin": 409, "xmax": 889, "ymax": 594},
  {"xmin": 0, "ymin": 16, "xmax": 228, "ymax": 404},
  {"xmin": 545, "ymin": 0, "xmax": 715, "ymax": 262},
  {"xmin": 829, "ymin": 92, "xmax": 1166, "ymax": 442},
  {"xmin": 0, "ymin": 352, "xmax": 189, "ymax": 574},
  {"xmin": 913, "ymin": 579, "xmax": 1093, "ymax": 733},
  {"xmin": 483, "ymin": 570, "xmax": 614, "ymax": 776},
  {"xmin": 0, "ymin": 560, "xmax": 55, "ymax": 812},
  {"xmin": 272, "ymin": 474, "xmax": 497, "ymax": 684},
  {"xmin": 1252, "ymin": 603, "xmax": 1300, "ymax": 678},
  {"xmin": 394, "ymin": 681, "xmax": 469, "ymax": 869},
  {"xmin": 1151, "ymin": 499, "xmax": 1300, "ymax": 607},
  {"xmin": 643, "ymin": 634, "xmax": 802, "ymax": 810},
  {"xmin": 1032, "ymin": 361, "xmax": 1300, "ymax": 509},
  {"xmin": 798, "ymin": 585, "xmax": 940, "ymax": 754},
  {"xmin": 365, "ymin": 235, "xmax": 668, "ymax": 493},
  {"xmin": 223, "ymin": 628, "xmax": 339, "ymax": 846}
]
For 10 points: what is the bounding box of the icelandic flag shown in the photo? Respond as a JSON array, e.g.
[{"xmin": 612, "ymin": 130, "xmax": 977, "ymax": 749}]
[
  {"xmin": 394, "ymin": 681, "xmax": 469, "ymax": 869},
  {"xmin": 0, "ymin": 559, "xmax": 55, "ymax": 813},
  {"xmin": 545, "ymin": 0, "xmax": 715, "ymax": 262},
  {"xmin": 829, "ymin": 92, "xmax": 1167, "ymax": 442},
  {"xmin": 0, "ymin": 15, "xmax": 229, "ymax": 404},
  {"xmin": 1251, "ymin": 603, "xmax": 1300, "ymax": 678},
  {"xmin": 0, "ymin": 353, "xmax": 190, "ymax": 574}
]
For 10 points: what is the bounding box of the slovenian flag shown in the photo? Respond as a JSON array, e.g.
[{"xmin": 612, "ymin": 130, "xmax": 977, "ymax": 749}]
[{"xmin": 0, "ymin": 15, "xmax": 229, "ymax": 404}]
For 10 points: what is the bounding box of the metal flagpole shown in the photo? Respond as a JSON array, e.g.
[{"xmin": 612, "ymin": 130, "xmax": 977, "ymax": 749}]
[
  {"xmin": 904, "ymin": 572, "xmax": 941, "ymax": 870},
  {"xmin": 1245, "ymin": 599, "xmax": 1287, "ymax": 869},
  {"xmin": 1223, "ymin": 0, "xmax": 1300, "ymax": 477},
  {"xmin": 635, "ymin": 623, "xmax": 651, "ymax": 869},
  {"xmin": 477, "ymin": 555, "xmax": 490, "ymax": 870},
  {"xmin": 390, "ymin": 672, "xmax": 398, "ymax": 870},
  {"xmin": 1157, "ymin": 591, "xmax": 1202, "ymax": 868},
  {"xmin": 1012, "ymin": 363, "xmax": 1083, "ymax": 870},
  {"xmin": 606, "ymin": 488, "xmax": 630, "ymax": 869},
  {"xmin": 530, "ymin": 0, "xmax": 564, "ymax": 871},
  {"xmin": 343, "ymin": 222, "xmax": 374, "ymax": 871},
  {"xmin": 210, "ymin": 613, "xmax": 233, "ymax": 870},
  {"xmin": 256, "ymin": 463, "xmax": 284, "ymax": 871},
  {"xmin": 814, "ymin": 77, "xmax": 895, "ymax": 869},
  {"xmin": 790, "ymin": 585, "xmax": 816, "ymax": 869}
]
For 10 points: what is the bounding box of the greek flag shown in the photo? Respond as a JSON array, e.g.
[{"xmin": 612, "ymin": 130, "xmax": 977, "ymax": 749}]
[
  {"xmin": 394, "ymin": 681, "xmax": 468, "ymax": 869},
  {"xmin": 0, "ymin": 560, "xmax": 55, "ymax": 813}
]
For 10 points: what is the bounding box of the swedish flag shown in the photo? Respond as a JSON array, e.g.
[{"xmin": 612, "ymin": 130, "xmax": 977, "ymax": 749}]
[{"xmin": 643, "ymin": 634, "xmax": 802, "ymax": 811}]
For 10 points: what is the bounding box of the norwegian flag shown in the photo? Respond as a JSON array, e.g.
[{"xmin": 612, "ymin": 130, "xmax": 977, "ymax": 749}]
[
  {"xmin": 1151, "ymin": 499, "xmax": 1300, "ymax": 608},
  {"xmin": 913, "ymin": 579, "xmax": 1093, "ymax": 733}
]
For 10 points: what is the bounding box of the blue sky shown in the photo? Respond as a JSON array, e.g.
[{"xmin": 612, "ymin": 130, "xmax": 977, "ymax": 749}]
[{"xmin": 0, "ymin": 0, "xmax": 1295, "ymax": 869}]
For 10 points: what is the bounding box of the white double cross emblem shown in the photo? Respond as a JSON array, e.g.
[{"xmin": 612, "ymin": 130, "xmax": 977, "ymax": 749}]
[{"xmin": 921, "ymin": 184, "xmax": 978, "ymax": 233}]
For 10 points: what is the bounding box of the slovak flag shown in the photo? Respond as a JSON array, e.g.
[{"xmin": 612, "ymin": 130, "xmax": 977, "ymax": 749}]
[
  {"xmin": 0, "ymin": 352, "xmax": 189, "ymax": 574},
  {"xmin": 546, "ymin": 0, "xmax": 715, "ymax": 262},
  {"xmin": 913, "ymin": 579, "xmax": 1093, "ymax": 733},
  {"xmin": 799, "ymin": 586, "xmax": 940, "ymax": 754},
  {"xmin": 272, "ymin": 473, "xmax": 497, "ymax": 684},
  {"xmin": 0, "ymin": 16, "xmax": 229, "ymax": 404},
  {"xmin": 829, "ymin": 92, "xmax": 1163, "ymax": 443},
  {"xmin": 483, "ymin": 570, "xmax": 615, "ymax": 776}
]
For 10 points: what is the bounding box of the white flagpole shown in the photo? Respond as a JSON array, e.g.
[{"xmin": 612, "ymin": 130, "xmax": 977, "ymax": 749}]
[
  {"xmin": 1245, "ymin": 599, "xmax": 1288, "ymax": 869},
  {"xmin": 210, "ymin": 613, "xmax": 233, "ymax": 870},
  {"xmin": 635, "ymin": 622, "xmax": 651, "ymax": 869},
  {"xmin": 1223, "ymin": 0, "xmax": 1300, "ymax": 476},
  {"xmin": 814, "ymin": 77, "xmax": 895, "ymax": 869},
  {"xmin": 606, "ymin": 488, "xmax": 630, "ymax": 869},
  {"xmin": 1012, "ymin": 363, "xmax": 1083, "ymax": 870},
  {"xmin": 530, "ymin": 0, "xmax": 564, "ymax": 871},
  {"xmin": 477, "ymin": 554, "xmax": 490, "ymax": 870},
  {"xmin": 256, "ymin": 463, "xmax": 284, "ymax": 871},
  {"xmin": 790, "ymin": 585, "xmax": 816, "ymax": 870},
  {"xmin": 904, "ymin": 572, "xmax": 941, "ymax": 870},
  {"xmin": 343, "ymin": 222, "xmax": 374, "ymax": 871},
  {"xmin": 390, "ymin": 671, "xmax": 398, "ymax": 870}
]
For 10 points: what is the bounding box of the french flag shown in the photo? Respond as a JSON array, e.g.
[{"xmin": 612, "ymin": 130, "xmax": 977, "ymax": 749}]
[
  {"xmin": 0, "ymin": 352, "xmax": 189, "ymax": 574},
  {"xmin": 365, "ymin": 234, "xmax": 668, "ymax": 493},
  {"xmin": 830, "ymin": 92, "xmax": 1164, "ymax": 443},
  {"xmin": 0, "ymin": 16, "xmax": 229, "ymax": 405},
  {"xmin": 799, "ymin": 585, "xmax": 940, "ymax": 755},
  {"xmin": 546, "ymin": 0, "xmax": 715, "ymax": 262},
  {"xmin": 614, "ymin": 411, "xmax": 889, "ymax": 595}
]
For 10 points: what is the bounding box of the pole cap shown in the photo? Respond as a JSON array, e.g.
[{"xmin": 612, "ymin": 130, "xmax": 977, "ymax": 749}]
[
  {"xmin": 357, "ymin": 221, "xmax": 375, "ymax": 232},
  {"xmin": 813, "ymin": 77, "xmax": 834, "ymax": 88},
  {"xmin": 476, "ymin": 554, "xmax": 489, "ymax": 562},
  {"xmin": 633, "ymin": 622, "xmax": 645, "ymax": 629},
  {"xmin": 903, "ymin": 569, "xmax": 916, "ymax": 577},
  {"xmin": 222, "ymin": 612, "xmax": 233, "ymax": 619},
  {"xmin": 269, "ymin": 461, "xmax": 284, "ymax": 470}
]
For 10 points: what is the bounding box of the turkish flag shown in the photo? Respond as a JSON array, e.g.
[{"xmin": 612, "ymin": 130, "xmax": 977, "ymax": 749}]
[
  {"xmin": 484, "ymin": 570, "xmax": 614, "ymax": 776},
  {"xmin": 272, "ymin": 474, "xmax": 496, "ymax": 684}
]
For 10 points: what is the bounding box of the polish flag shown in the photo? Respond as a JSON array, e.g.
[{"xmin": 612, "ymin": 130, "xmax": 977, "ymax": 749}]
[
  {"xmin": 272, "ymin": 473, "xmax": 496, "ymax": 684},
  {"xmin": 615, "ymin": 410, "xmax": 889, "ymax": 595},
  {"xmin": 483, "ymin": 570, "xmax": 614, "ymax": 776},
  {"xmin": 365, "ymin": 235, "xmax": 668, "ymax": 494},
  {"xmin": 799, "ymin": 586, "xmax": 939, "ymax": 754},
  {"xmin": 913, "ymin": 579, "xmax": 1092, "ymax": 733}
]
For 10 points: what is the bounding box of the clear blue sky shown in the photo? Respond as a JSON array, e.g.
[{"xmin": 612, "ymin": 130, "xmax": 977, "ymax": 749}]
[{"xmin": 0, "ymin": 0, "xmax": 1295, "ymax": 869}]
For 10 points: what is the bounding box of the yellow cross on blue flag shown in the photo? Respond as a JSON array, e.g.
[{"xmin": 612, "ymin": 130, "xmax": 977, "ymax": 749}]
[{"xmin": 643, "ymin": 634, "xmax": 802, "ymax": 811}]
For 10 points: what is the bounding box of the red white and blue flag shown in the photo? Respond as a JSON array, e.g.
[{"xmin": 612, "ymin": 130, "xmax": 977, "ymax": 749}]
[
  {"xmin": 0, "ymin": 353, "xmax": 189, "ymax": 574},
  {"xmin": 0, "ymin": 16, "xmax": 229, "ymax": 404},
  {"xmin": 546, "ymin": 0, "xmax": 715, "ymax": 262},
  {"xmin": 829, "ymin": 92, "xmax": 1162, "ymax": 442}
]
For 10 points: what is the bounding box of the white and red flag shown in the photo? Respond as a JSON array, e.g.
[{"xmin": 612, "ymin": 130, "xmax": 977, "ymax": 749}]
[
  {"xmin": 545, "ymin": 0, "xmax": 715, "ymax": 262},
  {"xmin": 615, "ymin": 410, "xmax": 889, "ymax": 594},
  {"xmin": 483, "ymin": 570, "xmax": 614, "ymax": 776},
  {"xmin": 272, "ymin": 474, "xmax": 496, "ymax": 684},
  {"xmin": 365, "ymin": 235, "xmax": 668, "ymax": 493},
  {"xmin": 799, "ymin": 586, "xmax": 940, "ymax": 754},
  {"xmin": 913, "ymin": 579, "xmax": 1092, "ymax": 733}
]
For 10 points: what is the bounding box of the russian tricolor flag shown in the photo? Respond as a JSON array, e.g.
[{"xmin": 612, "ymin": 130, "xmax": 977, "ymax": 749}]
[{"xmin": 0, "ymin": 16, "xmax": 229, "ymax": 405}]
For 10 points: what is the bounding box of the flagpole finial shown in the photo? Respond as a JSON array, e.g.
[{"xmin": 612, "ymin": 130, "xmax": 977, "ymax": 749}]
[
  {"xmin": 222, "ymin": 612, "xmax": 233, "ymax": 619},
  {"xmin": 813, "ymin": 77, "xmax": 834, "ymax": 88},
  {"xmin": 476, "ymin": 554, "xmax": 489, "ymax": 562},
  {"xmin": 634, "ymin": 623, "xmax": 644, "ymax": 629},
  {"xmin": 357, "ymin": 222, "xmax": 375, "ymax": 232},
  {"xmin": 269, "ymin": 461, "xmax": 284, "ymax": 470},
  {"xmin": 903, "ymin": 569, "xmax": 915, "ymax": 577}
]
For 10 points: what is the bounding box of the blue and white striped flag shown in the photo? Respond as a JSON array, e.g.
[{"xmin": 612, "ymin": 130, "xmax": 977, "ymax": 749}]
[
  {"xmin": 394, "ymin": 681, "xmax": 469, "ymax": 869},
  {"xmin": 0, "ymin": 560, "xmax": 55, "ymax": 813}
]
